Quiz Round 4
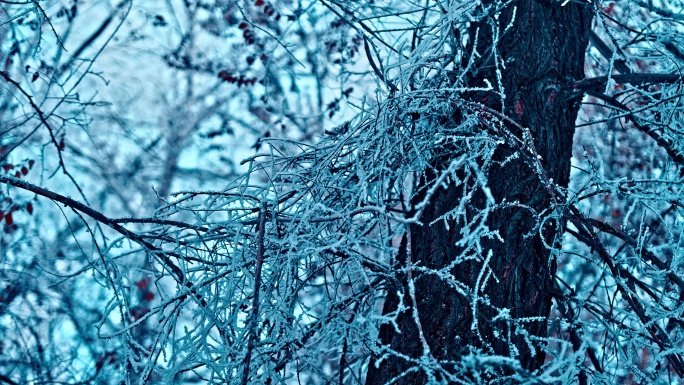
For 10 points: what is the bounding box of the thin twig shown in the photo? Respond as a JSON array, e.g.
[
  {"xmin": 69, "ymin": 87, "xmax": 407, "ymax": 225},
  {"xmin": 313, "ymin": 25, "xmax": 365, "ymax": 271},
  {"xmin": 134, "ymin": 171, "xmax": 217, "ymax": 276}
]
[
  {"xmin": 567, "ymin": 206, "xmax": 684, "ymax": 378},
  {"xmin": 242, "ymin": 202, "xmax": 268, "ymax": 385}
]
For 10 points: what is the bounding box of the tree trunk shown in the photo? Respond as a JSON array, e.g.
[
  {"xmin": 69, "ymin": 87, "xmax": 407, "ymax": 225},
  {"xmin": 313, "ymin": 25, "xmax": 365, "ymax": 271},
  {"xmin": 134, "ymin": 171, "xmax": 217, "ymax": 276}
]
[{"xmin": 366, "ymin": 0, "xmax": 592, "ymax": 383}]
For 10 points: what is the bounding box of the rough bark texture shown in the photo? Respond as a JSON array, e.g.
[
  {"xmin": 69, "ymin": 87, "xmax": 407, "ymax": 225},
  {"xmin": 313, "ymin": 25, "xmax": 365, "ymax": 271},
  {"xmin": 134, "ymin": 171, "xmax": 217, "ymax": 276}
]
[{"xmin": 366, "ymin": 0, "xmax": 593, "ymax": 383}]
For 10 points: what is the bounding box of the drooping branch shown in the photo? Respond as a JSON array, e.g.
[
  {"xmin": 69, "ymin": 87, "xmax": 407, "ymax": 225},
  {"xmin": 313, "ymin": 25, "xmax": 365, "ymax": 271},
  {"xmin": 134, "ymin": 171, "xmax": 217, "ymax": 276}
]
[
  {"xmin": 566, "ymin": 210, "xmax": 684, "ymax": 292},
  {"xmin": 551, "ymin": 284, "xmax": 604, "ymax": 385},
  {"xmin": 583, "ymin": 90, "xmax": 684, "ymax": 171},
  {"xmin": 566, "ymin": 206, "xmax": 684, "ymax": 378},
  {"xmin": 0, "ymin": 374, "xmax": 20, "ymax": 385},
  {"xmin": 0, "ymin": 174, "xmax": 186, "ymax": 283},
  {"xmin": 571, "ymin": 73, "xmax": 682, "ymax": 93},
  {"xmin": 589, "ymin": 31, "xmax": 632, "ymax": 74},
  {"xmin": 363, "ymin": 37, "xmax": 398, "ymax": 92}
]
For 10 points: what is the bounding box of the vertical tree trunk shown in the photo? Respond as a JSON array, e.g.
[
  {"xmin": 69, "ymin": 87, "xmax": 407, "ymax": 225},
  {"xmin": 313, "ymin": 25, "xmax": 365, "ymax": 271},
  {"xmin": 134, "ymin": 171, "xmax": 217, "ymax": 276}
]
[{"xmin": 367, "ymin": 0, "xmax": 592, "ymax": 383}]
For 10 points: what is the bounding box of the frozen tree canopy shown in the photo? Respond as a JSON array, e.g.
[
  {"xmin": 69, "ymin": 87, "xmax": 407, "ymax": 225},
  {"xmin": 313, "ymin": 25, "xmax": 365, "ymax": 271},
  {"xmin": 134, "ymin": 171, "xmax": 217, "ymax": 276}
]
[{"xmin": 2, "ymin": 0, "xmax": 684, "ymax": 384}]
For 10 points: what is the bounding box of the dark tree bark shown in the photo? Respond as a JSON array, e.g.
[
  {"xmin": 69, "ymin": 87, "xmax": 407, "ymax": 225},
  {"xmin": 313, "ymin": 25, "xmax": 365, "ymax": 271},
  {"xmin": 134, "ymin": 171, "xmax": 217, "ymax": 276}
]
[{"xmin": 366, "ymin": 0, "xmax": 593, "ymax": 383}]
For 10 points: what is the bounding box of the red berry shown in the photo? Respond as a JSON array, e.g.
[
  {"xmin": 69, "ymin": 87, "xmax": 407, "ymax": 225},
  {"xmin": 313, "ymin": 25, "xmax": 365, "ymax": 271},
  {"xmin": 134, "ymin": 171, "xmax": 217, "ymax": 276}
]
[
  {"xmin": 135, "ymin": 277, "xmax": 151, "ymax": 290},
  {"xmin": 218, "ymin": 70, "xmax": 236, "ymax": 83}
]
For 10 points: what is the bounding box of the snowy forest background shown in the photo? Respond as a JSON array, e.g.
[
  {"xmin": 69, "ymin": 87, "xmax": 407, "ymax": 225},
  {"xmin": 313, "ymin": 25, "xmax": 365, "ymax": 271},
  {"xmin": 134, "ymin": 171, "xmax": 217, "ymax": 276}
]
[{"xmin": 2, "ymin": 0, "xmax": 684, "ymax": 383}]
